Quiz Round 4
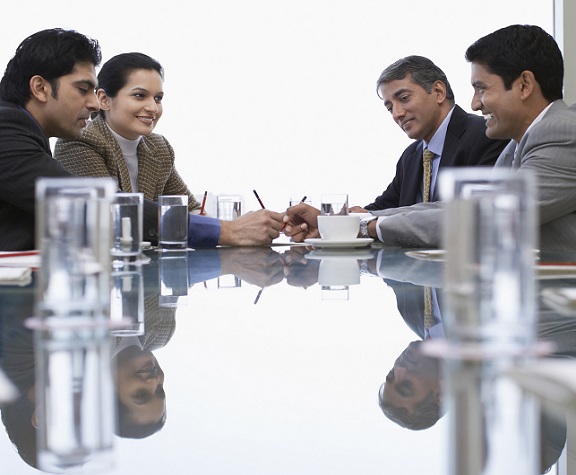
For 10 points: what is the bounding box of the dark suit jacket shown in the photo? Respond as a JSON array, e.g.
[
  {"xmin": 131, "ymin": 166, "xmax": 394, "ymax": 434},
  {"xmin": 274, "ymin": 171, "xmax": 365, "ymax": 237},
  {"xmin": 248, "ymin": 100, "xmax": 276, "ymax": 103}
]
[
  {"xmin": 0, "ymin": 100, "xmax": 158, "ymax": 251},
  {"xmin": 365, "ymin": 105, "xmax": 509, "ymax": 210}
]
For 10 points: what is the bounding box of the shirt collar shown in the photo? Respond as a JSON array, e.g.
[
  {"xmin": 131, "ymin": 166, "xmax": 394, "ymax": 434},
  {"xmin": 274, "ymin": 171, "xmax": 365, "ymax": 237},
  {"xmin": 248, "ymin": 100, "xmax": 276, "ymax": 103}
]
[
  {"xmin": 422, "ymin": 106, "xmax": 455, "ymax": 157},
  {"xmin": 513, "ymin": 102, "xmax": 553, "ymax": 156}
]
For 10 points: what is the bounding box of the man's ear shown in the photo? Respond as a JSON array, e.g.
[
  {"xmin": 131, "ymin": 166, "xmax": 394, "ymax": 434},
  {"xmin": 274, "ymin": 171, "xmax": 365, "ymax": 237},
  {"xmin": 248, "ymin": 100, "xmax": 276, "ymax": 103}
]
[
  {"xmin": 31, "ymin": 406, "xmax": 41, "ymax": 429},
  {"xmin": 97, "ymin": 88, "xmax": 110, "ymax": 111},
  {"xmin": 518, "ymin": 70, "xmax": 537, "ymax": 100},
  {"xmin": 432, "ymin": 80, "xmax": 447, "ymax": 104},
  {"xmin": 29, "ymin": 75, "xmax": 50, "ymax": 103}
]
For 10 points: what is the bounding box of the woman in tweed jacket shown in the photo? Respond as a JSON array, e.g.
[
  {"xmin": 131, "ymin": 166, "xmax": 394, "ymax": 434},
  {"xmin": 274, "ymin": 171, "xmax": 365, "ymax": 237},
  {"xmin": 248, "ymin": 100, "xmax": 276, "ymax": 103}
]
[{"xmin": 54, "ymin": 52, "xmax": 200, "ymax": 212}]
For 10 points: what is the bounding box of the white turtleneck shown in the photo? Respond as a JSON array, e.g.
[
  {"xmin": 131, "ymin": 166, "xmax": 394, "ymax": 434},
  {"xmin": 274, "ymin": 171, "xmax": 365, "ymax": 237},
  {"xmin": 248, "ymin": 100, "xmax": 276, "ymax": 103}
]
[{"xmin": 107, "ymin": 124, "xmax": 143, "ymax": 192}]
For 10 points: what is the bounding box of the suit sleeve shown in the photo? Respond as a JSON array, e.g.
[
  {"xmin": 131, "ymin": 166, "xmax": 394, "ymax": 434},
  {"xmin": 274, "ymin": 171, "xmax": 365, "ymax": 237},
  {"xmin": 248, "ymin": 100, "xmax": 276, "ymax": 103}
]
[
  {"xmin": 0, "ymin": 108, "xmax": 73, "ymax": 214},
  {"xmin": 54, "ymin": 137, "xmax": 114, "ymax": 178},
  {"xmin": 373, "ymin": 201, "xmax": 444, "ymax": 248}
]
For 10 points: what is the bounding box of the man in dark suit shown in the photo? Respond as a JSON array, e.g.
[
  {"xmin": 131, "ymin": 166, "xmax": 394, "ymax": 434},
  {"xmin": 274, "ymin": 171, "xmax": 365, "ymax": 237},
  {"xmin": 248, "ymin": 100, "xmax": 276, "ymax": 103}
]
[
  {"xmin": 351, "ymin": 56, "xmax": 508, "ymax": 211},
  {"xmin": 0, "ymin": 29, "xmax": 283, "ymax": 251}
]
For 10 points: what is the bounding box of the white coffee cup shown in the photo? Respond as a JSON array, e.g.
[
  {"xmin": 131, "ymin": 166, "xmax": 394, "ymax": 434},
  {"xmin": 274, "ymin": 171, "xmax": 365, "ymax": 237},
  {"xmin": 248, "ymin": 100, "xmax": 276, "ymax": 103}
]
[{"xmin": 317, "ymin": 215, "xmax": 360, "ymax": 240}]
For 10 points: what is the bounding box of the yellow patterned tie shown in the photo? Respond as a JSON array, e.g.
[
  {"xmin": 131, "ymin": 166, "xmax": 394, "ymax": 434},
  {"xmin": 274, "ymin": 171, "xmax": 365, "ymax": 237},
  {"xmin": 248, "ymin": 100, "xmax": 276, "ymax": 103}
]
[
  {"xmin": 422, "ymin": 149, "xmax": 435, "ymax": 332},
  {"xmin": 422, "ymin": 148, "xmax": 435, "ymax": 203},
  {"xmin": 424, "ymin": 286, "xmax": 433, "ymax": 330}
]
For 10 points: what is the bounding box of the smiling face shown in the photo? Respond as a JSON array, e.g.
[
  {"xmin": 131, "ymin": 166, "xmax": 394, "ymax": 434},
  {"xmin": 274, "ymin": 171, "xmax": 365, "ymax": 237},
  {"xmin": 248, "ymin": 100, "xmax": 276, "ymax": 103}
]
[
  {"xmin": 40, "ymin": 62, "xmax": 99, "ymax": 139},
  {"xmin": 470, "ymin": 62, "xmax": 526, "ymax": 143},
  {"xmin": 379, "ymin": 74, "xmax": 449, "ymax": 143},
  {"xmin": 98, "ymin": 69, "xmax": 164, "ymax": 140},
  {"xmin": 382, "ymin": 341, "xmax": 440, "ymax": 414},
  {"xmin": 114, "ymin": 345, "xmax": 165, "ymax": 426}
]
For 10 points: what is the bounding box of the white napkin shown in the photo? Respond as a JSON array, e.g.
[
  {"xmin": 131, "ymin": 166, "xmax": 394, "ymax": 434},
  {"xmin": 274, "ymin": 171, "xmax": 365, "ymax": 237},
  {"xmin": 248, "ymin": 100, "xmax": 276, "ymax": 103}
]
[
  {"xmin": 0, "ymin": 252, "xmax": 40, "ymax": 268},
  {"xmin": 0, "ymin": 267, "xmax": 32, "ymax": 286}
]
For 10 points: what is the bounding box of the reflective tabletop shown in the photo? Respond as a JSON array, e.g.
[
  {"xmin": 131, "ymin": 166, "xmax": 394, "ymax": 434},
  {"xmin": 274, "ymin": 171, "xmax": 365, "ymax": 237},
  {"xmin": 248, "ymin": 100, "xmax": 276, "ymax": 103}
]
[{"xmin": 1, "ymin": 244, "xmax": 576, "ymax": 474}]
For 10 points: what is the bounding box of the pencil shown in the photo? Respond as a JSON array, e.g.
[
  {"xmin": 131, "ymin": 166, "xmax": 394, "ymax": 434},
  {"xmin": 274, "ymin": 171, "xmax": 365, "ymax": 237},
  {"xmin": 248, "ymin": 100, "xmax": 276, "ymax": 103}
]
[
  {"xmin": 199, "ymin": 191, "xmax": 208, "ymax": 215},
  {"xmin": 253, "ymin": 189, "xmax": 265, "ymax": 209}
]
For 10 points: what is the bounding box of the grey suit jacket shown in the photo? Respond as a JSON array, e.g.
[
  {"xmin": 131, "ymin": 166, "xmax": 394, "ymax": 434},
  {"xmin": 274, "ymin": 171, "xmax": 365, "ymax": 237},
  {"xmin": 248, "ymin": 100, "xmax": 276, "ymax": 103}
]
[{"xmin": 374, "ymin": 100, "xmax": 576, "ymax": 251}]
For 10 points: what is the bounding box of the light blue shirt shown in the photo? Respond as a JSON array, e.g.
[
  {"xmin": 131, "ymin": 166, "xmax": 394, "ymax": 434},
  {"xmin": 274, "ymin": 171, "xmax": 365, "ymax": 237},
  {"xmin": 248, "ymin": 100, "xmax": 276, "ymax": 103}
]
[{"xmin": 421, "ymin": 106, "xmax": 455, "ymax": 201}]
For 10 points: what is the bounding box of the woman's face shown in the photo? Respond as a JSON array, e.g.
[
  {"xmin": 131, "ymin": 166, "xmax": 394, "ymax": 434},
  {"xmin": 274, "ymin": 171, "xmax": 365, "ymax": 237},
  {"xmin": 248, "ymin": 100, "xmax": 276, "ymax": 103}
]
[
  {"xmin": 114, "ymin": 345, "xmax": 165, "ymax": 425},
  {"xmin": 99, "ymin": 69, "xmax": 164, "ymax": 140}
]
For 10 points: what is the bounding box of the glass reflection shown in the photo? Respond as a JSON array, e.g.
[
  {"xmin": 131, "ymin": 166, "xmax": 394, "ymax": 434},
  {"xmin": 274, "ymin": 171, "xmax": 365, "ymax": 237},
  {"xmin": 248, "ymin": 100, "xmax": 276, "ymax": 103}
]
[
  {"xmin": 373, "ymin": 247, "xmax": 576, "ymax": 474},
  {"xmin": 0, "ymin": 267, "xmax": 176, "ymax": 471}
]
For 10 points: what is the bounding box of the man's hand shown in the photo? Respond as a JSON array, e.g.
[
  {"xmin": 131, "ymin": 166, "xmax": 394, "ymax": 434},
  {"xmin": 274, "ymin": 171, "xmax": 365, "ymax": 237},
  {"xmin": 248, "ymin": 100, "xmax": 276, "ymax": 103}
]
[
  {"xmin": 349, "ymin": 206, "xmax": 368, "ymax": 213},
  {"xmin": 281, "ymin": 246, "xmax": 319, "ymax": 288},
  {"xmin": 218, "ymin": 209, "xmax": 284, "ymax": 246},
  {"xmin": 282, "ymin": 203, "xmax": 321, "ymax": 242},
  {"xmin": 219, "ymin": 247, "xmax": 284, "ymax": 287}
]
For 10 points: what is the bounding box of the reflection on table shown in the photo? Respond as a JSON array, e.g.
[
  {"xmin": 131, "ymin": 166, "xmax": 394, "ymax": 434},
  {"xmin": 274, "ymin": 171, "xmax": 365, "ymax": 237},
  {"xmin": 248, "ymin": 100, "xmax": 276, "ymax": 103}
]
[{"xmin": 1, "ymin": 245, "xmax": 576, "ymax": 474}]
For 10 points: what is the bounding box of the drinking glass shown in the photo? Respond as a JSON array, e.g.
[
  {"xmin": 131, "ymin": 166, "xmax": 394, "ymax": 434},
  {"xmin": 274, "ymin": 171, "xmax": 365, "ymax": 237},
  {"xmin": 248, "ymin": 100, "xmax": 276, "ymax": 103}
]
[
  {"xmin": 111, "ymin": 192, "xmax": 143, "ymax": 262},
  {"xmin": 158, "ymin": 195, "xmax": 189, "ymax": 251},
  {"xmin": 439, "ymin": 168, "xmax": 537, "ymax": 353},
  {"xmin": 35, "ymin": 178, "xmax": 115, "ymax": 322},
  {"xmin": 217, "ymin": 195, "xmax": 242, "ymax": 220},
  {"xmin": 320, "ymin": 194, "xmax": 348, "ymax": 216}
]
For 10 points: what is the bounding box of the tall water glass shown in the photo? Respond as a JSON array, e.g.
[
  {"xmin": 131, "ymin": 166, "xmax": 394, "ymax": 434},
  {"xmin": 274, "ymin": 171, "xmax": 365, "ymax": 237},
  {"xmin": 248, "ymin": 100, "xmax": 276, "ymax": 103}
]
[
  {"xmin": 111, "ymin": 192, "xmax": 143, "ymax": 262},
  {"xmin": 439, "ymin": 168, "xmax": 537, "ymax": 353},
  {"xmin": 158, "ymin": 195, "xmax": 188, "ymax": 250},
  {"xmin": 35, "ymin": 178, "xmax": 115, "ymax": 322}
]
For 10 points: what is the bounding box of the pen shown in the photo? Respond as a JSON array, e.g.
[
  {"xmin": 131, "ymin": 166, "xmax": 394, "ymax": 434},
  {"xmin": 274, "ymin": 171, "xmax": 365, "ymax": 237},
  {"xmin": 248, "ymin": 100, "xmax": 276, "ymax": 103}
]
[
  {"xmin": 199, "ymin": 191, "xmax": 208, "ymax": 215},
  {"xmin": 253, "ymin": 190, "xmax": 265, "ymax": 209},
  {"xmin": 253, "ymin": 288, "xmax": 263, "ymax": 304}
]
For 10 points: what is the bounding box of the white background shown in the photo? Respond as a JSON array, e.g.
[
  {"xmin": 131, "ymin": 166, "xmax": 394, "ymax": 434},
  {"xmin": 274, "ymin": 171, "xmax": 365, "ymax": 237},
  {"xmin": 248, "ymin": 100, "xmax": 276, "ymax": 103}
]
[
  {"xmin": 0, "ymin": 0, "xmax": 554, "ymax": 214},
  {"xmin": 0, "ymin": 2, "xmax": 555, "ymax": 474}
]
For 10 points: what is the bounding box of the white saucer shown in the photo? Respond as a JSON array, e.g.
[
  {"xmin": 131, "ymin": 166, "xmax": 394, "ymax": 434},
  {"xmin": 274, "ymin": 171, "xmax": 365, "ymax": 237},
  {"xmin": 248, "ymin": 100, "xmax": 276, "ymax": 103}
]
[
  {"xmin": 305, "ymin": 249, "xmax": 374, "ymax": 260},
  {"xmin": 304, "ymin": 238, "xmax": 373, "ymax": 248},
  {"xmin": 405, "ymin": 249, "xmax": 446, "ymax": 261}
]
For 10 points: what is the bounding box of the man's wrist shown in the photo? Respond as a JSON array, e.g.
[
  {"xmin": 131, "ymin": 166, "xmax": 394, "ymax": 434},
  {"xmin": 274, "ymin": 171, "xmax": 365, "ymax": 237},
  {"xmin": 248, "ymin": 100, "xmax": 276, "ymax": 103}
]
[{"xmin": 360, "ymin": 216, "xmax": 378, "ymax": 238}]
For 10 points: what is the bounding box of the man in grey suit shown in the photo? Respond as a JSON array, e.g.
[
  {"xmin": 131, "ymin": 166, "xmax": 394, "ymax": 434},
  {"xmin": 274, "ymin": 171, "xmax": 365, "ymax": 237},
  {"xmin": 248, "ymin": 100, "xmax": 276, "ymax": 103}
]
[{"xmin": 284, "ymin": 25, "xmax": 576, "ymax": 251}]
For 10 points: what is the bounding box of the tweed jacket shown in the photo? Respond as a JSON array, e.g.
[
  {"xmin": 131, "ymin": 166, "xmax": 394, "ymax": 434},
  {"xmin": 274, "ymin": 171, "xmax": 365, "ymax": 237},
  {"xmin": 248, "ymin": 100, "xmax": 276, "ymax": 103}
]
[{"xmin": 54, "ymin": 115, "xmax": 200, "ymax": 211}]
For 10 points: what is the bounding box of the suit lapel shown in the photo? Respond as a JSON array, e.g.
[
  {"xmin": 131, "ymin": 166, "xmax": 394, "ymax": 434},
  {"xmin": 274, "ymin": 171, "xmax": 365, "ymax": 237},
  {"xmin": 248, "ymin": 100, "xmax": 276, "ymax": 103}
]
[
  {"xmin": 495, "ymin": 141, "xmax": 517, "ymax": 168},
  {"xmin": 93, "ymin": 116, "xmax": 134, "ymax": 191},
  {"xmin": 136, "ymin": 138, "xmax": 157, "ymax": 197},
  {"xmin": 402, "ymin": 143, "xmax": 424, "ymax": 205}
]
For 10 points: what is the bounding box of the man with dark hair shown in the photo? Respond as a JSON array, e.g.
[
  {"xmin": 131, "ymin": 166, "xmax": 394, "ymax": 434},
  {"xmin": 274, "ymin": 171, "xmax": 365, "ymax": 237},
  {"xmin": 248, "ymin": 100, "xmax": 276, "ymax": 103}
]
[
  {"xmin": 0, "ymin": 28, "xmax": 283, "ymax": 251},
  {"xmin": 285, "ymin": 25, "xmax": 576, "ymax": 251},
  {"xmin": 352, "ymin": 55, "xmax": 507, "ymax": 212}
]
